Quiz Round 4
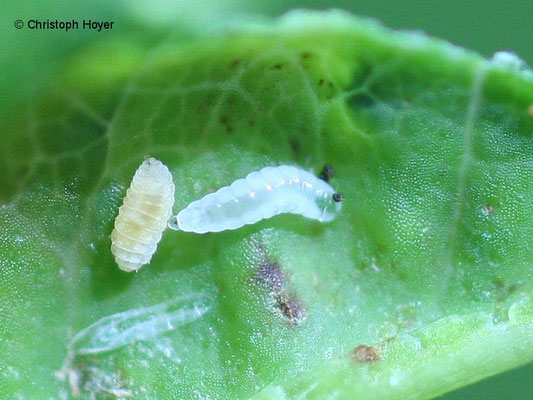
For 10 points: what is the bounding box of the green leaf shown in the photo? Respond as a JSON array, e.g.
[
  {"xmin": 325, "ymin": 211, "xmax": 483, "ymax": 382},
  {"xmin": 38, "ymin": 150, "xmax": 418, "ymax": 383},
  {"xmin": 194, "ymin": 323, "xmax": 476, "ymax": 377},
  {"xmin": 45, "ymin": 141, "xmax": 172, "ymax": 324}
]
[{"xmin": 1, "ymin": 10, "xmax": 532, "ymax": 399}]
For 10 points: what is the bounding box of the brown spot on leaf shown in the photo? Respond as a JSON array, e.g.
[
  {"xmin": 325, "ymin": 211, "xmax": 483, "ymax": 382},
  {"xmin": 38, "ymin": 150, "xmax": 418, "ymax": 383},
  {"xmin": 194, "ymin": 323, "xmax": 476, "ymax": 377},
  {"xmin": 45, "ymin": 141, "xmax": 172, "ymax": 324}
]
[
  {"xmin": 318, "ymin": 164, "xmax": 334, "ymax": 182},
  {"xmin": 230, "ymin": 59, "xmax": 241, "ymax": 69},
  {"xmin": 301, "ymin": 52, "xmax": 311, "ymax": 59},
  {"xmin": 352, "ymin": 345, "xmax": 381, "ymax": 362},
  {"xmin": 318, "ymin": 79, "xmax": 324, "ymax": 86},
  {"xmin": 219, "ymin": 115, "xmax": 234, "ymax": 134},
  {"xmin": 276, "ymin": 294, "xmax": 306, "ymax": 325},
  {"xmin": 270, "ymin": 63, "xmax": 283, "ymax": 70},
  {"xmin": 255, "ymin": 260, "xmax": 285, "ymax": 294}
]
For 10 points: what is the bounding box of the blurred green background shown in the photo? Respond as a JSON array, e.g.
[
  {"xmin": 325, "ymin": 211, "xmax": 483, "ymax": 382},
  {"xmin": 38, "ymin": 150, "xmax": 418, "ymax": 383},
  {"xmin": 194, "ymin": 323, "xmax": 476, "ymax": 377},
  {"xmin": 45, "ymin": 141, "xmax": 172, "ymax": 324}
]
[{"xmin": 1, "ymin": 0, "xmax": 532, "ymax": 398}]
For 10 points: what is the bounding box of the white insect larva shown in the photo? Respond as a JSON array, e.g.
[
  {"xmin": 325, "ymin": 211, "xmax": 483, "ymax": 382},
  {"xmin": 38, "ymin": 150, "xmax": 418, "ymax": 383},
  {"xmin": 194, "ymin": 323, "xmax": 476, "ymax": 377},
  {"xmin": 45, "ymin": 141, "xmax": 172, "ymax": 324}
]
[
  {"xmin": 111, "ymin": 158, "xmax": 175, "ymax": 272},
  {"xmin": 168, "ymin": 165, "xmax": 343, "ymax": 234}
]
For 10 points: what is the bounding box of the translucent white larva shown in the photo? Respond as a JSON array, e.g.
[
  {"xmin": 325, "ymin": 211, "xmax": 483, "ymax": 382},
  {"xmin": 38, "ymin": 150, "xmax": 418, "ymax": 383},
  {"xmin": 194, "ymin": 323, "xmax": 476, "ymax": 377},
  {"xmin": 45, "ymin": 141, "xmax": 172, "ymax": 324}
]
[
  {"xmin": 168, "ymin": 165, "xmax": 343, "ymax": 234},
  {"xmin": 111, "ymin": 158, "xmax": 175, "ymax": 271}
]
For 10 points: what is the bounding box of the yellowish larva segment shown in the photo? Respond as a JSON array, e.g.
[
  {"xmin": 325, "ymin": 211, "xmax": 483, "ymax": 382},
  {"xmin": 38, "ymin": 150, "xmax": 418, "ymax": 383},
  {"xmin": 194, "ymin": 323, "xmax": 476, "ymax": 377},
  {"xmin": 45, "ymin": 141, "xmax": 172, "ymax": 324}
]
[{"xmin": 111, "ymin": 158, "xmax": 175, "ymax": 272}]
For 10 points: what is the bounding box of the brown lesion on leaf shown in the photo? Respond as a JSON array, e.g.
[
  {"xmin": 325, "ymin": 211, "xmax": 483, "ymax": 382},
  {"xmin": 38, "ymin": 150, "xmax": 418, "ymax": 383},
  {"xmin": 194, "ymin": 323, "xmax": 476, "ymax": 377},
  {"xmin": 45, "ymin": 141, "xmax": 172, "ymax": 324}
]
[
  {"xmin": 300, "ymin": 52, "xmax": 311, "ymax": 59},
  {"xmin": 492, "ymin": 278, "xmax": 522, "ymax": 304},
  {"xmin": 351, "ymin": 345, "xmax": 381, "ymax": 363},
  {"xmin": 269, "ymin": 63, "xmax": 284, "ymax": 70},
  {"xmin": 230, "ymin": 59, "xmax": 241, "ymax": 69},
  {"xmin": 250, "ymin": 241, "xmax": 307, "ymax": 326},
  {"xmin": 254, "ymin": 259, "xmax": 285, "ymax": 294},
  {"xmin": 276, "ymin": 294, "xmax": 306, "ymax": 326},
  {"xmin": 318, "ymin": 164, "xmax": 335, "ymax": 182}
]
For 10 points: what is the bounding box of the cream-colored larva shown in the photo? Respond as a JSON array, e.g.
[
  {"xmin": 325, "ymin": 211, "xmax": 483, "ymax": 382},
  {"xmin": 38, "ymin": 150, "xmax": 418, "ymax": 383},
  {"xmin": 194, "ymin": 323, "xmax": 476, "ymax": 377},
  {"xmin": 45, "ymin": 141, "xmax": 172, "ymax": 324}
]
[{"xmin": 111, "ymin": 158, "xmax": 175, "ymax": 272}]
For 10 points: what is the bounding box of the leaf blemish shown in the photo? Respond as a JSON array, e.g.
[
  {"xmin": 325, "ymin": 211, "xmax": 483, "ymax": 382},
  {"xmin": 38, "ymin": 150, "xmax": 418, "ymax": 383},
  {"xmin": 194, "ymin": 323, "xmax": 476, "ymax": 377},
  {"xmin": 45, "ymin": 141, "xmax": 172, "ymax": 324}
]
[
  {"xmin": 250, "ymin": 244, "xmax": 306, "ymax": 326},
  {"xmin": 219, "ymin": 115, "xmax": 234, "ymax": 134},
  {"xmin": 270, "ymin": 63, "xmax": 283, "ymax": 70},
  {"xmin": 289, "ymin": 138, "xmax": 300, "ymax": 156},
  {"xmin": 318, "ymin": 164, "xmax": 335, "ymax": 182},
  {"xmin": 254, "ymin": 260, "xmax": 285, "ymax": 294},
  {"xmin": 276, "ymin": 293, "xmax": 306, "ymax": 326},
  {"xmin": 351, "ymin": 345, "xmax": 381, "ymax": 363}
]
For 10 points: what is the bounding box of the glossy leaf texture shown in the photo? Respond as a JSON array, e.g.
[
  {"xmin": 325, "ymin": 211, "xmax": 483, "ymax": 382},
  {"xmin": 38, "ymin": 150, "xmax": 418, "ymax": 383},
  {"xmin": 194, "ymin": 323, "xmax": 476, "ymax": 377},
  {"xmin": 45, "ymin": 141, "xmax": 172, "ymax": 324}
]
[{"xmin": 1, "ymin": 10, "xmax": 532, "ymax": 400}]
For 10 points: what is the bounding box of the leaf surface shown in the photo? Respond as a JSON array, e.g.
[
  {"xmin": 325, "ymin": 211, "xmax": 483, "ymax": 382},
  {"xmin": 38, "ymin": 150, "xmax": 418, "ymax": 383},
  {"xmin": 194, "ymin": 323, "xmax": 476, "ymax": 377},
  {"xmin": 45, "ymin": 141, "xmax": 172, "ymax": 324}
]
[{"xmin": 1, "ymin": 10, "xmax": 532, "ymax": 399}]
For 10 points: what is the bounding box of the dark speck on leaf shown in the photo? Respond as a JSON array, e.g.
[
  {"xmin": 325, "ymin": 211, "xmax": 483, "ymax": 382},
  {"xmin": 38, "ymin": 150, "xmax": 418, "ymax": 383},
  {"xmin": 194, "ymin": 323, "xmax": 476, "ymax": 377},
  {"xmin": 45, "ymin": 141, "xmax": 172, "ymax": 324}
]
[
  {"xmin": 230, "ymin": 59, "xmax": 241, "ymax": 69},
  {"xmin": 318, "ymin": 164, "xmax": 334, "ymax": 182},
  {"xmin": 318, "ymin": 79, "xmax": 324, "ymax": 86},
  {"xmin": 219, "ymin": 116, "xmax": 233, "ymax": 134},
  {"xmin": 250, "ymin": 242, "xmax": 305, "ymax": 326},
  {"xmin": 352, "ymin": 345, "xmax": 381, "ymax": 362},
  {"xmin": 301, "ymin": 52, "xmax": 311, "ymax": 59},
  {"xmin": 270, "ymin": 63, "xmax": 283, "ymax": 70},
  {"xmin": 289, "ymin": 138, "xmax": 300, "ymax": 156},
  {"xmin": 276, "ymin": 294, "xmax": 306, "ymax": 325}
]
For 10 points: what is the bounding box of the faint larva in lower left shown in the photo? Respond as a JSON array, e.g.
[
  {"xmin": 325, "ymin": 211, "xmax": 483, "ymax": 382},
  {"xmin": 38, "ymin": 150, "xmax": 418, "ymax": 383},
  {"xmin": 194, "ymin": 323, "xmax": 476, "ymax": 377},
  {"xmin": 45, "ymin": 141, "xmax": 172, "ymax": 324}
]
[{"xmin": 111, "ymin": 158, "xmax": 175, "ymax": 272}]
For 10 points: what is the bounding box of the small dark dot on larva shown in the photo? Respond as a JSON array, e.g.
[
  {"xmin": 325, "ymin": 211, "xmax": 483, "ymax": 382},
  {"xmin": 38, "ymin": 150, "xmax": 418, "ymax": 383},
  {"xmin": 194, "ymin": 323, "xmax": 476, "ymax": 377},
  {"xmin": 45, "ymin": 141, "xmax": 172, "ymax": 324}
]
[{"xmin": 351, "ymin": 345, "xmax": 381, "ymax": 362}]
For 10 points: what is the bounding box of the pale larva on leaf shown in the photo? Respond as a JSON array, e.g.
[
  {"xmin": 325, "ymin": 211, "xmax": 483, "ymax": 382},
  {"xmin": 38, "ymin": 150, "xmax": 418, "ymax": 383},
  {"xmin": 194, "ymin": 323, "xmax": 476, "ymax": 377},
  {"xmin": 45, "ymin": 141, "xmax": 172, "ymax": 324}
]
[
  {"xmin": 111, "ymin": 158, "xmax": 175, "ymax": 272},
  {"xmin": 168, "ymin": 165, "xmax": 343, "ymax": 234}
]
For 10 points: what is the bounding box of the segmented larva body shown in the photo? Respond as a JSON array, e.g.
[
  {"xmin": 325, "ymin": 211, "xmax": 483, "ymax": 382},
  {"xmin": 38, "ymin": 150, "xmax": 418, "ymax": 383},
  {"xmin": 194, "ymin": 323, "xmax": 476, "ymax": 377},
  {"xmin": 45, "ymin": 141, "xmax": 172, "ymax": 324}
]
[
  {"xmin": 111, "ymin": 158, "xmax": 175, "ymax": 272},
  {"xmin": 168, "ymin": 165, "xmax": 342, "ymax": 234}
]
